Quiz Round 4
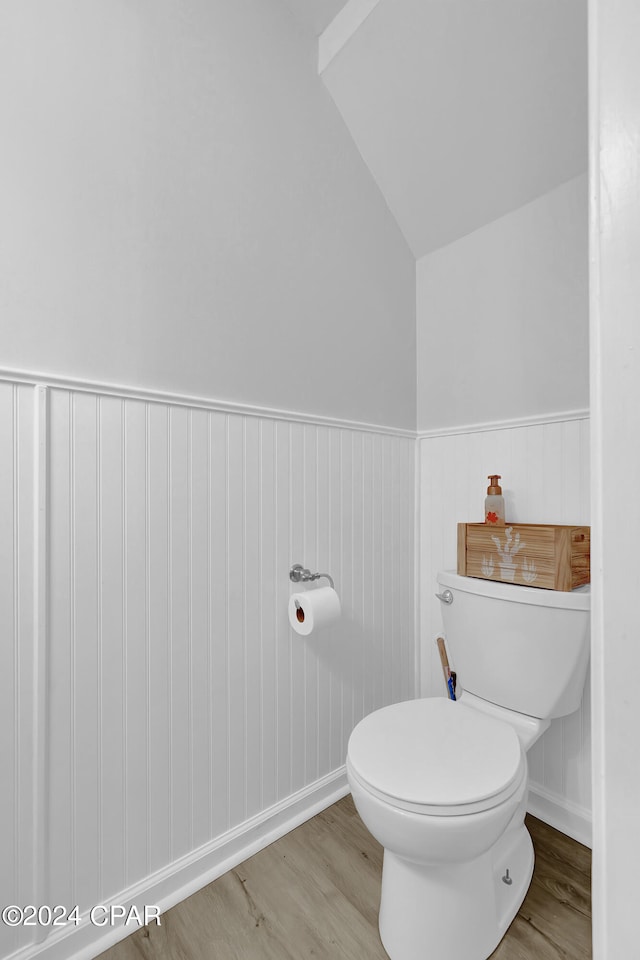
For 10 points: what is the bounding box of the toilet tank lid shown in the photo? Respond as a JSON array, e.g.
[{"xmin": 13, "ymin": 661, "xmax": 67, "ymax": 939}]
[{"xmin": 437, "ymin": 570, "xmax": 590, "ymax": 610}]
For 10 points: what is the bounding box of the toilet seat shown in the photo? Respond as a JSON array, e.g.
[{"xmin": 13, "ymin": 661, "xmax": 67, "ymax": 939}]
[{"xmin": 347, "ymin": 698, "xmax": 526, "ymax": 817}]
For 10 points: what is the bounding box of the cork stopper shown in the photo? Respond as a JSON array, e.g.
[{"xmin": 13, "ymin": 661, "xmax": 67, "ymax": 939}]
[{"xmin": 487, "ymin": 475, "xmax": 502, "ymax": 495}]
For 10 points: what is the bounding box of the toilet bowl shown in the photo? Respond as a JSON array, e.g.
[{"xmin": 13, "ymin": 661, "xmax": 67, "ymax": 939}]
[
  {"xmin": 348, "ymin": 698, "xmax": 528, "ymax": 862},
  {"xmin": 347, "ymin": 697, "xmax": 532, "ymax": 960},
  {"xmin": 346, "ymin": 570, "xmax": 590, "ymax": 960}
]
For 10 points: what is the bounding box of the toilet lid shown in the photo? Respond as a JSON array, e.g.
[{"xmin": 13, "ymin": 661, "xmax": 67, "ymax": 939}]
[{"xmin": 347, "ymin": 698, "xmax": 524, "ymax": 815}]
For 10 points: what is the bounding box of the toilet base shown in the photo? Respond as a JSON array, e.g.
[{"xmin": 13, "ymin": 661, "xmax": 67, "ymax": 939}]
[{"xmin": 378, "ymin": 821, "xmax": 534, "ymax": 960}]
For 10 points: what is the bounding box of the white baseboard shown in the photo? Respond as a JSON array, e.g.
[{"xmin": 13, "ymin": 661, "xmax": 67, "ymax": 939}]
[
  {"xmin": 10, "ymin": 768, "xmax": 349, "ymax": 960},
  {"xmin": 527, "ymin": 782, "xmax": 592, "ymax": 849}
]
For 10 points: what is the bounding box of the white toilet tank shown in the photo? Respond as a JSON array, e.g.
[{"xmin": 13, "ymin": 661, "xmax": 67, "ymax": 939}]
[{"xmin": 437, "ymin": 571, "xmax": 590, "ymax": 720}]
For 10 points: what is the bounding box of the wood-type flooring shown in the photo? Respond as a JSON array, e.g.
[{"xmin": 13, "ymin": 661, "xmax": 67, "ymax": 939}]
[{"xmin": 99, "ymin": 795, "xmax": 591, "ymax": 960}]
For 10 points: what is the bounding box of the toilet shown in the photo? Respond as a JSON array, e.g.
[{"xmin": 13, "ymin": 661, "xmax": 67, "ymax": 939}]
[{"xmin": 346, "ymin": 570, "xmax": 590, "ymax": 960}]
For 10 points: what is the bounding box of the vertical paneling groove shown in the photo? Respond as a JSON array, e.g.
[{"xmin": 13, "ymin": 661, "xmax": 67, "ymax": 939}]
[
  {"xmin": 187, "ymin": 412, "xmax": 193, "ymax": 851},
  {"xmin": 120, "ymin": 401, "xmax": 128, "ymax": 886},
  {"xmin": 288, "ymin": 422, "xmax": 294, "ymax": 793},
  {"xmin": 208, "ymin": 412, "xmax": 228, "ymax": 838},
  {"xmin": 327, "ymin": 429, "xmax": 337, "ymax": 770},
  {"xmin": 315, "ymin": 427, "xmax": 330, "ymax": 779},
  {"xmin": 348, "ymin": 431, "xmax": 355, "ymax": 737},
  {"xmin": 145, "ymin": 403, "xmax": 151, "ymax": 878},
  {"xmin": 100, "ymin": 397, "xmax": 124, "ymax": 896},
  {"xmin": 125, "ymin": 400, "xmax": 149, "ymax": 882},
  {"xmin": 170, "ymin": 407, "xmax": 191, "ymax": 857},
  {"xmin": 389, "ymin": 436, "xmax": 396, "ymax": 704},
  {"xmin": 32, "ymin": 385, "xmax": 48, "ymax": 940},
  {"xmin": 4, "ymin": 377, "xmax": 415, "ymax": 960},
  {"xmin": 147, "ymin": 404, "xmax": 170, "ymax": 872},
  {"xmin": 301, "ymin": 426, "xmax": 307, "ymax": 788},
  {"xmin": 288, "ymin": 422, "xmax": 297, "ymax": 793},
  {"xmin": 96, "ymin": 399, "xmax": 103, "ymax": 901},
  {"xmin": 262, "ymin": 419, "xmax": 277, "ymax": 806},
  {"xmin": 245, "ymin": 417, "xmax": 262, "ymax": 819},
  {"xmin": 258, "ymin": 421, "xmax": 264, "ymax": 810},
  {"xmin": 360, "ymin": 433, "xmax": 366, "ymax": 720},
  {"xmin": 316, "ymin": 427, "xmax": 322, "ymax": 779},
  {"xmin": 242, "ymin": 417, "xmax": 248, "ymax": 821},
  {"xmin": 273, "ymin": 423, "xmax": 283, "ymax": 796},
  {"xmin": 338, "ymin": 431, "xmax": 345, "ymax": 758},
  {"xmin": 225, "ymin": 414, "xmax": 232, "ymax": 829},
  {"xmin": 362, "ymin": 433, "xmax": 372, "ymax": 717},
  {"xmin": 73, "ymin": 393, "xmax": 100, "ymax": 904},
  {"xmin": 206, "ymin": 412, "xmax": 213, "ymax": 839},
  {"xmin": 308, "ymin": 424, "xmax": 319, "ymax": 785},
  {"xmin": 7, "ymin": 385, "xmax": 16, "ymax": 955},
  {"xmin": 2, "ymin": 391, "xmax": 12, "ymax": 949},
  {"xmin": 380, "ymin": 433, "xmax": 387, "ymax": 707},
  {"xmin": 167, "ymin": 408, "xmax": 174, "ymax": 860},
  {"xmin": 352, "ymin": 431, "xmax": 359, "ymax": 734},
  {"xmin": 392, "ymin": 437, "xmax": 399, "ymax": 702},
  {"xmin": 226, "ymin": 414, "xmax": 246, "ymax": 824},
  {"xmin": 69, "ymin": 394, "xmax": 77, "ymax": 902},
  {"xmin": 375, "ymin": 438, "xmax": 380, "ymax": 700},
  {"xmin": 1, "ymin": 387, "xmax": 15, "ymax": 957},
  {"xmin": 12, "ymin": 388, "xmax": 20, "ymax": 929},
  {"xmin": 395, "ymin": 438, "xmax": 402, "ymax": 703}
]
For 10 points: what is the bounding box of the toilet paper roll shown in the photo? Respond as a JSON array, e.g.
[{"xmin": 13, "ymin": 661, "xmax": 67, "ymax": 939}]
[{"xmin": 288, "ymin": 587, "xmax": 341, "ymax": 636}]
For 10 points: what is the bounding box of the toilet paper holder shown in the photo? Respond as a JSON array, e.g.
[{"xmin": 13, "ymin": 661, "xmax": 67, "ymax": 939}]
[{"xmin": 289, "ymin": 564, "xmax": 335, "ymax": 590}]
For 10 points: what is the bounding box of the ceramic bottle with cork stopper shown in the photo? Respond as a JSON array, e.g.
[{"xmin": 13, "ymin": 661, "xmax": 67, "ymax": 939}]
[{"xmin": 485, "ymin": 475, "xmax": 505, "ymax": 526}]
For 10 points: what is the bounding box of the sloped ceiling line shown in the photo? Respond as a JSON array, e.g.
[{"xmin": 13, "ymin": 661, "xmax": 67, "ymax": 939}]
[
  {"xmin": 317, "ymin": 0, "xmax": 588, "ymax": 258},
  {"xmin": 318, "ymin": 0, "xmax": 383, "ymax": 73}
]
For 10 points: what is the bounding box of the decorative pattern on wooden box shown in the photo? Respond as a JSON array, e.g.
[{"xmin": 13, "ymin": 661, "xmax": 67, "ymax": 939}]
[{"xmin": 457, "ymin": 523, "xmax": 590, "ymax": 591}]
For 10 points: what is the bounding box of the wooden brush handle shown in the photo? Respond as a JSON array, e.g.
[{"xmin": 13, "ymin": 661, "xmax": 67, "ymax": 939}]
[{"xmin": 436, "ymin": 636, "xmax": 451, "ymax": 691}]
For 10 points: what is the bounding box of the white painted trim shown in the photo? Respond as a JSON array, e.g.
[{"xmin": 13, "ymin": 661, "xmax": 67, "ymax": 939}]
[
  {"xmin": 417, "ymin": 408, "xmax": 590, "ymax": 440},
  {"xmin": 318, "ymin": 0, "xmax": 382, "ymax": 74},
  {"xmin": 8, "ymin": 767, "xmax": 349, "ymax": 960},
  {"xmin": 588, "ymin": 3, "xmax": 605, "ymax": 958},
  {"xmin": 527, "ymin": 782, "xmax": 592, "ymax": 849},
  {"xmin": 0, "ymin": 370, "xmax": 588, "ymax": 443},
  {"xmin": 0, "ymin": 368, "xmax": 415, "ymax": 439}
]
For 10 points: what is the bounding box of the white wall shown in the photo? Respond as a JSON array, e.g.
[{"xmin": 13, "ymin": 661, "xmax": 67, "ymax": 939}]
[
  {"xmin": 417, "ymin": 175, "xmax": 589, "ymax": 432},
  {"xmin": 0, "ymin": 0, "xmax": 415, "ymax": 431},
  {"xmin": 0, "ymin": 374, "xmax": 415, "ymax": 960},
  {"xmin": 419, "ymin": 417, "xmax": 592, "ymax": 845},
  {"xmin": 590, "ymin": 0, "xmax": 640, "ymax": 953}
]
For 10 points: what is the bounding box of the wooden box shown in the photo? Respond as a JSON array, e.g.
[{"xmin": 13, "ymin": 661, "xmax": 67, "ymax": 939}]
[{"xmin": 457, "ymin": 523, "xmax": 590, "ymax": 591}]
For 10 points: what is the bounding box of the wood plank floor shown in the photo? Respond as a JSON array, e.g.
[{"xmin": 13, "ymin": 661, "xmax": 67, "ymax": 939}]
[{"xmin": 98, "ymin": 796, "xmax": 591, "ymax": 960}]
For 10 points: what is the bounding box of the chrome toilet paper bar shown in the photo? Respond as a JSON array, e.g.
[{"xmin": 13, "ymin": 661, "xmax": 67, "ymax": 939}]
[{"xmin": 289, "ymin": 563, "xmax": 335, "ymax": 590}]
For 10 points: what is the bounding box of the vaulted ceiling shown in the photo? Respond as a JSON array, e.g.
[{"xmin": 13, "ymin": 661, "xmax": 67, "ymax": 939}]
[{"xmin": 315, "ymin": 0, "xmax": 588, "ymax": 258}]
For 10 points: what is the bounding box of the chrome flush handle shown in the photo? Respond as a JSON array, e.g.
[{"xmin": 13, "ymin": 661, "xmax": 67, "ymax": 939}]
[{"xmin": 435, "ymin": 589, "xmax": 453, "ymax": 604}]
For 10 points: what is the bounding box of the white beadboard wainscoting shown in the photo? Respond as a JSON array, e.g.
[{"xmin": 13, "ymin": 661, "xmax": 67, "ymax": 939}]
[
  {"xmin": 0, "ymin": 374, "xmax": 416, "ymax": 960},
  {"xmin": 0, "ymin": 384, "xmax": 39, "ymax": 960},
  {"xmin": 419, "ymin": 415, "xmax": 592, "ymax": 847}
]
